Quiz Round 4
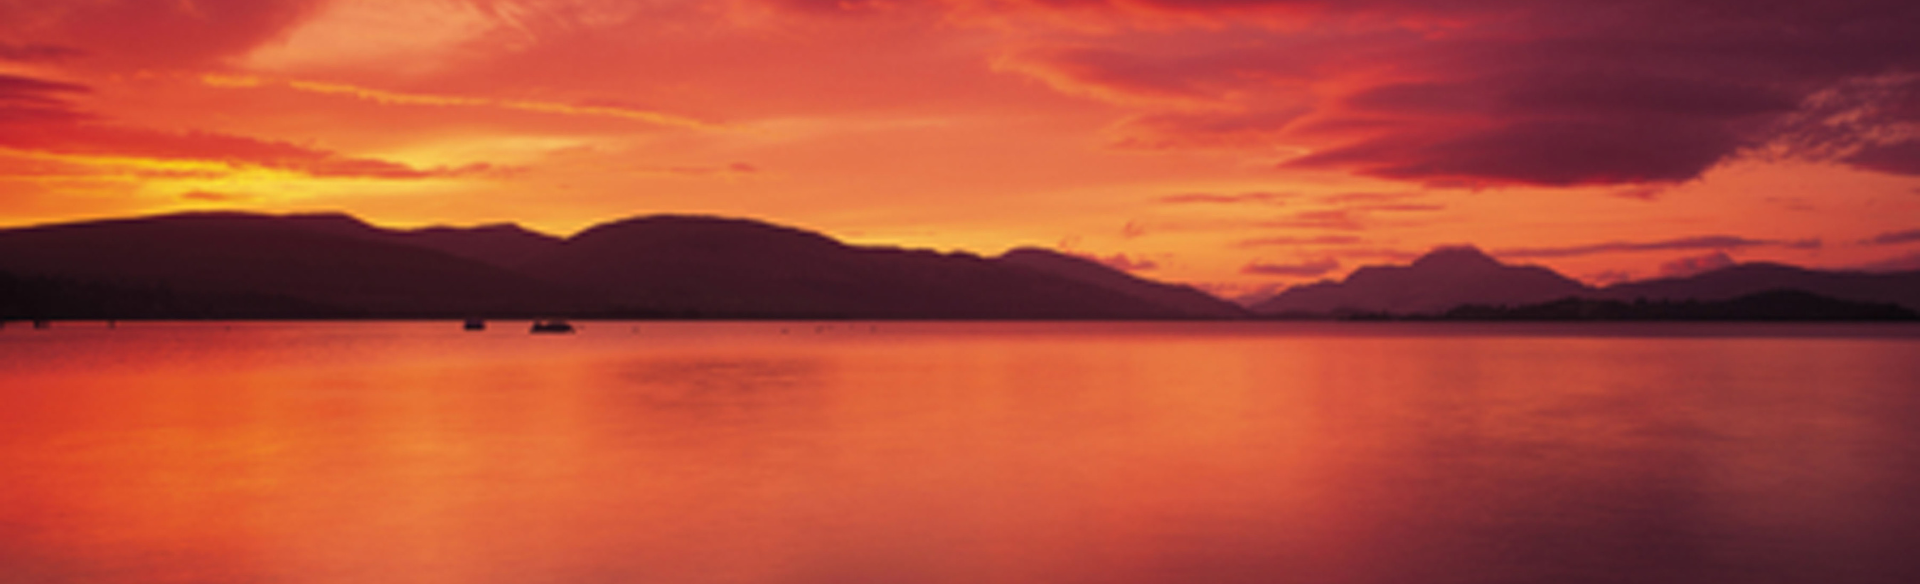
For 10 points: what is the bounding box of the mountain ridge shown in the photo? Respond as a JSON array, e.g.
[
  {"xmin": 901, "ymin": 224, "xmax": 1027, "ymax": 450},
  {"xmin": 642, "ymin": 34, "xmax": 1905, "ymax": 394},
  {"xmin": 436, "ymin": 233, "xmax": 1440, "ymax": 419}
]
[
  {"xmin": 519, "ymin": 215, "xmax": 1245, "ymax": 319},
  {"xmin": 1254, "ymin": 246, "xmax": 1591, "ymax": 316},
  {"xmin": 0, "ymin": 211, "xmax": 1244, "ymax": 320},
  {"xmin": 5, "ymin": 211, "xmax": 1917, "ymax": 320},
  {"xmin": 1252, "ymin": 246, "xmax": 1920, "ymax": 317},
  {"xmin": 0, "ymin": 213, "xmax": 581, "ymax": 318}
]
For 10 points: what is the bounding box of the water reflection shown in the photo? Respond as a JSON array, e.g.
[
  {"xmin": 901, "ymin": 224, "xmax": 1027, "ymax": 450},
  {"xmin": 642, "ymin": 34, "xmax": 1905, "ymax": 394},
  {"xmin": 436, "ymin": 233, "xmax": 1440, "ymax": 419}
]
[{"xmin": 1, "ymin": 322, "xmax": 1917, "ymax": 583}]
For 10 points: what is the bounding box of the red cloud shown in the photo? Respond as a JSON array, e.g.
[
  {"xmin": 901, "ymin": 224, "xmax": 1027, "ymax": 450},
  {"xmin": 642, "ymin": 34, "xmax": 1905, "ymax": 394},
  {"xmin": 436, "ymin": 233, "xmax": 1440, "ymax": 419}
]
[
  {"xmin": 1255, "ymin": 209, "xmax": 1363, "ymax": 231},
  {"xmin": 180, "ymin": 190, "xmax": 244, "ymax": 202},
  {"xmin": 999, "ymin": 43, "xmax": 1313, "ymax": 109},
  {"xmin": 1843, "ymin": 141, "xmax": 1920, "ymax": 176},
  {"xmin": 0, "ymin": 73, "xmax": 91, "ymax": 124},
  {"xmin": 1657, "ymin": 251, "xmax": 1736, "ymax": 278},
  {"xmin": 1242, "ymin": 257, "xmax": 1339, "ymax": 278},
  {"xmin": 1089, "ymin": 252, "xmax": 1158, "ymax": 272},
  {"xmin": 1234, "ymin": 235, "xmax": 1362, "ymax": 247},
  {"xmin": 0, "ymin": 73, "xmax": 493, "ymax": 180},
  {"xmin": 1861, "ymin": 228, "xmax": 1920, "ymax": 246},
  {"xmin": 660, "ymin": 163, "xmax": 761, "ymax": 176},
  {"xmin": 1495, "ymin": 235, "xmax": 1821, "ymax": 260},
  {"xmin": 0, "ymin": 42, "xmax": 86, "ymax": 62},
  {"xmin": 1285, "ymin": 120, "xmax": 1751, "ymax": 186},
  {"xmin": 1108, "ymin": 107, "xmax": 1312, "ymax": 150},
  {"xmin": 0, "ymin": 122, "xmax": 490, "ymax": 180},
  {"xmin": 0, "ymin": 74, "xmax": 88, "ymax": 99},
  {"xmin": 1156, "ymin": 191, "xmax": 1292, "ymax": 204},
  {"xmin": 974, "ymin": 0, "xmax": 1920, "ymax": 186},
  {"xmin": 0, "ymin": 0, "xmax": 325, "ymax": 69}
]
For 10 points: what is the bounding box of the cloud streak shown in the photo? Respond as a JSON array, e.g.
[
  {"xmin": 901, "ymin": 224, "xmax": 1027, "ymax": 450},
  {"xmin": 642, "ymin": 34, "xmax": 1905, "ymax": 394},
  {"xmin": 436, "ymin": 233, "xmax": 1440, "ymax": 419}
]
[
  {"xmin": 1156, "ymin": 191, "xmax": 1292, "ymax": 205},
  {"xmin": 0, "ymin": 0, "xmax": 326, "ymax": 68},
  {"xmin": 1495, "ymin": 235, "xmax": 1822, "ymax": 259},
  {"xmin": 202, "ymin": 75, "xmax": 714, "ymax": 129},
  {"xmin": 0, "ymin": 73, "xmax": 91, "ymax": 123},
  {"xmin": 1256, "ymin": 209, "xmax": 1364, "ymax": 231},
  {"xmin": 1234, "ymin": 235, "xmax": 1362, "ymax": 248},
  {"xmin": 1242, "ymin": 257, "xmax": 1339, "ymax": 277},
  {"xmin": 1088, "ymin": 252, "xmax": 1158, "ymax": 272},
  {"xmin": 1861, "ymin": 228, "xmax": 1920, "ymax": 246},
  {"xmin": 1, "ymin": 73, "xmax": 498, "ymax": 181},
  {"xmin": 0, "ymin": 42, "xmax": 86, "ymax": 62},
  {"xmin": 1656, "ymin": 251, "xmax": 1737, "ymax": 278}
]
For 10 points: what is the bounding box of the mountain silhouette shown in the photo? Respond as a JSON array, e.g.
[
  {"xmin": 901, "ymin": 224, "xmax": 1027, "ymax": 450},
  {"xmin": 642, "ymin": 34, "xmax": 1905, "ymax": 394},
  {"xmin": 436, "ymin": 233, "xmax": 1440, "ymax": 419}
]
[
  {"xmin": 1594, "ymin": 262, "xmax": 1920, "ymax": 312},
  {"xmin": 1254, "ymin": 248, "xmax": 1920, "ymax": 317},
  {"xmin": 0, "ymin": 211, "xmax": 1241, "ymax": 320},
  {"xmin": 995, "ymin": 248, "xmax": 1248, "ymax": 318},
  {"xmin": 519, "ymin": 215, "xmax": 1222, "ymax": 318},
  {"xmin": 195, "ymin": 211, "xmax": 565, "ymax": 269},
  {"xmin": 8, "ymin": 211, "xmax": 1919, "ymax": 321},
  {"xmin": 0, "ymin": 212, "xmax": 579, "ymax": 317},
  {"xmin": 1253, "ymin": 246, "xmax": 1589, "ymax": 316},
  {"xmin": 1441, "ymin": 289, "xmax": 1918, "ymax": 321},
  {"xmin": 394, "ymin": 224, "xmax": 563, "ymax": 269}
]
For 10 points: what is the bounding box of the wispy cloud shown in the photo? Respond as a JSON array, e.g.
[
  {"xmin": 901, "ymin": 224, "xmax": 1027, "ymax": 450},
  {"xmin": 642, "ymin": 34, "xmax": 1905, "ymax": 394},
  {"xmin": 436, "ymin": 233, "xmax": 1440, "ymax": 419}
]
[
  {"xmin": 204, "ymin": 75, "xmax": 714, "ymax": 129},
  {"xmin": 1255, "ymin": 209, "xmax": 1364, "ymax": 231},
  {"xmin": 1313, "ymin": 192, "xmax": 1420, "ymax": 204},
  {"xmin": 1354, "ymin": 203, "xmax": 1444, "ymax": 212},
  {"xmin": 1087, "ymin": 252, "xmax": 1158, "ymax": 272},
  {"xmin": 1242, "ymin": 258, "xmax": 1339, "ymax": 277},
  {"xmin": 1496, "ymin": 235, "xmax": 1821, "ymax": 259},
  {"xmin": 1861, "ymin": 228, "xmax": 1920, "ymax": 245},
  {"xmin": 984, "ymin": 0, "xmax": 1920, "ymax": 186},
  {"xmin": 0, "ymin": 73, "xmax": 91, "ymax": 123},
  {"xmin": 180, "ymin": 190, "xmax": 246, "ymax": 202},
  {"xmin": 1234, "ymin": 235, "xmax": 1363, "ymax": 248},
  {"xmin": 0, "ymin": 42, "xmax": 86, "ymax": 63},
  {"xmin": 2, "ymin": 73, "xmax": 504, "ymax": 181},
  {"xmin": 1155, "ymin": 191, "xmax": 1293, "ymax": 205},
  {"xmin": 655, "ymin": 162, "xmax": 759, "ymax": 177},
  {"xmin": 1656, "ymin": 251, "xmax": 1736, "ymax": 277}
]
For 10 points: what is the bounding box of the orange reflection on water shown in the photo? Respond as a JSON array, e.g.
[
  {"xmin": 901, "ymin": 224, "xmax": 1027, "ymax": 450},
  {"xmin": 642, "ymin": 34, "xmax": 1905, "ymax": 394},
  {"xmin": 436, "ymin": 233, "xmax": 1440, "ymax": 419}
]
[{"xmin": 2, "ymin": 322, "xmax": 1918, "ymax": 584}]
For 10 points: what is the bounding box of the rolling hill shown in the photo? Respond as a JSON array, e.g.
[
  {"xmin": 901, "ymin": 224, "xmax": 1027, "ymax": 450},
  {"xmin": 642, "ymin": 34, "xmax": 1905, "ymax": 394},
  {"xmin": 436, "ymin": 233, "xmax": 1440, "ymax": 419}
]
[
  {"xmin": 1252, "ymin": 247, "xmax": 1920, "ymax": 317},
  {"xmin": 7, "ymin": 211, "xmax": 1917, "ymax": 321},
  {"xmin": 1252, "ymin": 247, "xmax": 1589, "ymax": 316},
  {"xmin": 0, "ymin": 211, "xmax": 1244, "ymax": 319},
  {"xmin": 0, "ymin": 212, "xmax": 571, "ymax": 317},
  {"xmin": 517, "ymin": 215, "xmax": 1238, "ymax": 318}
]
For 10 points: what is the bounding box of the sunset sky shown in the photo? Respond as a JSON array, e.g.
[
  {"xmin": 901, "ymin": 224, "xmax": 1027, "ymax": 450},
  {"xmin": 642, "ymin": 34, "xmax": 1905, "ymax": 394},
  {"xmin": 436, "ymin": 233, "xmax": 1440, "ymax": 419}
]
[{"xmin": 2, "ymin": 0, "xmax": 1917, "ymax": 299}]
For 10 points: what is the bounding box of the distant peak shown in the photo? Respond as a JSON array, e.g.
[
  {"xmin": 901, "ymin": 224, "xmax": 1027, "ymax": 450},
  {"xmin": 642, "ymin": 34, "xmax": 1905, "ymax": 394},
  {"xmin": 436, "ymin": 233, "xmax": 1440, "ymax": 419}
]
[
  {"xmin": 594, "ymin": 214, "xmax": 794, "ymax": 231},
  {"xmin": 570, "ymin": 213, "xmax": 844, "ymax": 248},
  {"xmin": 283, "ymin": 212, "xmax": 375, "ymax": 227},
  {"xmin": 129, "ymin": 210, "xmax": 374, "ymax": 231},
  {"xmin": 410, "ymin": 222, "xmax": 552, "ymax": 237},
  {"xmin": 998, "ymin": 247, "xmax": 1074, "ymax": 261},
  {"xmin": 1411, "ymin": 245, "xmax": 1502, "ymax": 270}
]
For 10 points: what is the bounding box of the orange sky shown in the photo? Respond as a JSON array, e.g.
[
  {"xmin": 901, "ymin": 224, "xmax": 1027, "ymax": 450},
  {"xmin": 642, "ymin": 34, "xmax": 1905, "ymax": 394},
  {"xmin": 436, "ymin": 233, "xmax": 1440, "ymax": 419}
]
[{"xmin": 2, "ymin": 0, "xmax": 1917, "ymax": 299}]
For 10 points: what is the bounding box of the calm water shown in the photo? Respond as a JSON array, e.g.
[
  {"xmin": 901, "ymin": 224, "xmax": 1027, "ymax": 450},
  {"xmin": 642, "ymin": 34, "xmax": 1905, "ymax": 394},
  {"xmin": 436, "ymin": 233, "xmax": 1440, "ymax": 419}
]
[{"xmin": 3, "ymin": 321, "xmax": 1919, "ymax": 584}]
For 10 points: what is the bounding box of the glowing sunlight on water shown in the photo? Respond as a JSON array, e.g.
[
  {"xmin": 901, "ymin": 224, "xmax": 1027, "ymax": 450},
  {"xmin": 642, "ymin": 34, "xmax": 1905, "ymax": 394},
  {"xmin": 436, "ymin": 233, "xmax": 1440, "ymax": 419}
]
[{"xmin": 2, "ymin": 321, "xmax": 1918, "ymax": 583}]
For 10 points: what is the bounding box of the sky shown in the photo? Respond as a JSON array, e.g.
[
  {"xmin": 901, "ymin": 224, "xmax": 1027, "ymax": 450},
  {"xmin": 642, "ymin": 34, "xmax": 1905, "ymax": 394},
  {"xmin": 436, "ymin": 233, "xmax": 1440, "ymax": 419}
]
[{"xmin": 2, "ymin": 0, "xmax": 1917, "ymax": 299}]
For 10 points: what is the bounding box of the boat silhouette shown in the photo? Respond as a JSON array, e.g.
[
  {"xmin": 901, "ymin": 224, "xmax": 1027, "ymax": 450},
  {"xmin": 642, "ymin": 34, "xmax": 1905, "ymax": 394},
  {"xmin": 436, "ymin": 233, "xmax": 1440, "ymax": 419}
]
[{"xmin": 530, "ymin": 320, "xmax": 575, "ymax": 334}]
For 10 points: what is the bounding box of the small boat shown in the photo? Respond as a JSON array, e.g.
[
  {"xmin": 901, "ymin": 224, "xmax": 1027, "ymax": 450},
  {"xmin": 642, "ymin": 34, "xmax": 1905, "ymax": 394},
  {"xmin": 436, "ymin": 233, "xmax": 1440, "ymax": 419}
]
[
  {"xmin": 530, "ymin": 320, "xmax": 576, "ymax": 334},
  {"xmin": 463, "ymin": 318, "xmax": 487, "ymax": 331},
  {"xmin": 32, "ymin": 320, "xmax": 51, "ymax": 330}
]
